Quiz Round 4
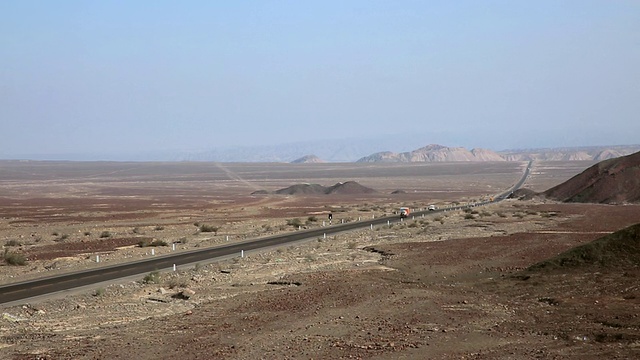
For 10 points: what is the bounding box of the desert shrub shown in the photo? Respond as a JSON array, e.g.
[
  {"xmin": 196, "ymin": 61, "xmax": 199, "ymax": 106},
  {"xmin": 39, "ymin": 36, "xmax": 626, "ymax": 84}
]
[
  {"xmin": 497, "ymin": 212, "xmax": 507, "ymax": 218},
  {"xmin": 463, "ymin": 208, "xmax": 472, "ymax": 214},
  {"xmin": 347, "ymin": 242, "xmax": 357, "ymax": 249},
  {"xmin": 132, "ymin": 227, "xmax": 142, "ymax": 234},
  {"xmin": 513, "ymin": 213, "xmax": 525, "ymax": 219},
  {"xmin": 143, "ymin": 271, "xmax": 160, "ymax": 284},
  {"xmin": 480, "ymin": 211, "xmax": 492, "ymax": 217},
  {"xmin": 178, "ymin": 237, "xmax": 188, "ymax": 244},
  {"xmin": 83, "ymin": 231, "xmax": 91, "ymax": 236},
  {"xmin": 471, "ymin": 210, "xmax": 479, "ymax": 215},
  {"xmin": 526, "ymin": 210, "xmax": 539, "ymax": 216},
  {"xmin": 464, "ymin": 214, "xmax": 475, "ymax": 220},
  {"xmin": 3, "ymin": 250, "xmax": 27, "ymax": 266},
  {"xmin": 307, "ymin": 216, "xmax": 318, "ymax": 223},
  {"xmin": 166, "ymin": 277, "xmax": 188, "ymax": 289},
  {"xmin": 5, "ymin": 239, "xmax": 21, "ymax": 247},
  {"xmin": 59, "ymin": 234, "xmax": 69, "ymax": 240},
  {"xmin": 155, "ymin": 225, "xmax": 165, "ymax": 231},
  {"xmin": 138, "ymin": 239, "xmax": 168, "ymax": 247},
  {"xmin": 52, "ymin": 232, "xmax": 59, "ymax": 237},
  {"xmin": 286, "ymin": 218, "xmax": 303, "ymax": 228},
  {"xmin": 100, "ymin": 231, "xmax": 111, "ymax": 238},
  {"xmin": 93, "ymin": 288, "xmax": 105, "ymax": 296},
  {"xmin": 408, "ymin": 222, "xmax": 419, "ymax": 228},
  {"xmin": 199, "ymin": 224, "xmax": 219, "ymax": 233}
]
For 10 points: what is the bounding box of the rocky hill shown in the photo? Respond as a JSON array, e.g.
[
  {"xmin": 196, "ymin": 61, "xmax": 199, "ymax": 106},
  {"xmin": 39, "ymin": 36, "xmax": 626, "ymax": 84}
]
[
  {"xmin": 527, "ymin": 222, "xmax": 640, "ymax": 271},
  {"xmin": 291, "ymin": 155, "xmax": 325, "ymax": 164},
  {"xmin": 500, "ymin": 145, "xmax": 640, "ymax": 162},
  {"xmin": 543, "ymin": 150, "xmax": 640, "ymax": 204},
  {"xmin": 257, "ymin": 181, "xmax": 376, "ymax": 195},
  {"xmin": 357, "ymin": 144, "xmax": 640, "ymax": 163},
  {"xmin": 357, "ymin": 144, "xmax": 504, "ymax": 163}
]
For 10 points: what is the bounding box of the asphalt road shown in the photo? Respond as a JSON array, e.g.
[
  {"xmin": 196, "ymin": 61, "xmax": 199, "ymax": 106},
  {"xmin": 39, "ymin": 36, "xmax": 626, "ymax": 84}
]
[{"xmin": 0, "ymin": 161, "xmax": 531, "ymax": 305}]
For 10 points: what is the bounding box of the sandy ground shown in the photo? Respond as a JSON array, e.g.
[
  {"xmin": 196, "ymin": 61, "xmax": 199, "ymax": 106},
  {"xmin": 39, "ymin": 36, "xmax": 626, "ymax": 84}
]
[{"xmin": 1, "ymin": 160, "xmax": 639, "ymax": 359}]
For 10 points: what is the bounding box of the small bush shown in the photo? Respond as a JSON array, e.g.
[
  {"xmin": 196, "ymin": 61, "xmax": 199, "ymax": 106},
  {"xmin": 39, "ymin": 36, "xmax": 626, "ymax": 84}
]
[
  {"xmin": 178, "ymin": 237, "xmax": 188, "ymax": 244},
  {"xmin": 59, "ymin": 234, "xmax": 69, "ymax": 240},
  {"xmin": 464, "ymin": 214, "xmax": 475, "ymax": 220},
  {"xmin": 93, "ymin": 288, "xmax": 105, "ymax": 296},
  {"xmin": 166, "ymin": 277, "xmax": 188, "ymax": 289},
  {"xmin": 154, "ymin": 225, "xmax": 165, "ymax": 231},
  {"xmin": 347, "ymin": 242, "xmax": 357, "ymax": 249},
  {"xmin": 408, "ymin": 222, "xmax": 419, "ymax": 228},
  {"xmin": 199, "ymin": 224, "xmax": 219, "ymax": 233},
  {"xmin": 5, "ymin": 239, "xmax": 21, "ymax": 247},
  {"xmin": 143, "ymin": 271, "xmax": 160, "ymax": 284},
  {"xmin": 138, "ymin": 239, "xmax": 168, "ymax": 247},
  {"xmin": 3, "ymin": 250, "xmax": 27, "ymax": 266},
  {"xmin": 286, "ymin": 218, "xmax": 303, "ymax": 228},
  {"xmin": 100, "ymin": 231, "xmax": 111, "ymax": 238},
  {"xmin": 83, "ymin": 231, "xmax": 91, "ymax": 236},
  {"xmin": 497, "ymin": 212, "xmax": 507, "ymax": 218},
  {"xmin": 132, "ymin": 227, "xmax": 142, "ymax": 234},
  {"xmin": 307, "ymin": 216, "xmax": 318, "ymax": 223},
  {"xmin": 52, "ymin": 232, "xmax": 59, "ymax": 237}
]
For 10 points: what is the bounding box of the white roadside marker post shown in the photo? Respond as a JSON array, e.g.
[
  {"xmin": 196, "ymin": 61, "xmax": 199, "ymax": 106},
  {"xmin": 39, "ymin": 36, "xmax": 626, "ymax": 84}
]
[
  {"xmin": 96, "ymin": 255, "xmax": 100, "ymax": 263},
  {"xmin": 173, "ymin": 264, "xmax": 176, "ymax": 271},
  {"xmin": 241, "ymin": 250, "xmax": 244, "ymax": 258}
]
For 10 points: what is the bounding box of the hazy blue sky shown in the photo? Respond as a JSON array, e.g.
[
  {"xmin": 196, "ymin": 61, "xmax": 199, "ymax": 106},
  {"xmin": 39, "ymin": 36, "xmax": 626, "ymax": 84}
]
[{"xmin": 1, "ymin": 1, "xmax": 639, "ymax": 159}]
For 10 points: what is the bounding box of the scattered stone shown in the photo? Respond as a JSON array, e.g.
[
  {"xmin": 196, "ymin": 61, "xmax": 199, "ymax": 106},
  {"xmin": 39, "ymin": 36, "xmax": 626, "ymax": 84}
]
[{"xmin": 173, "ymin": 288, "xmax": 196, "ymax": 300}]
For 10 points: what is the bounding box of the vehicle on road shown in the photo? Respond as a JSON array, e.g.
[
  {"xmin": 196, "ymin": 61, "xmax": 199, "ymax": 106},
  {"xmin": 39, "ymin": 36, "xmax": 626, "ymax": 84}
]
[
  {"xmin": 428, "ymin": 205, "xmax": 437, "ymax": 211},
  {"xmin": 399, "ymin": 207, "xmax": 410, "ymax": 218}
]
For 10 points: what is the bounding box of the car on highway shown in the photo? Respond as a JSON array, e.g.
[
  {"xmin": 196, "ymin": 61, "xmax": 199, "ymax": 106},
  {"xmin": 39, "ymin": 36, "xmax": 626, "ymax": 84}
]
[{"xmin": 428, "ymin": 205, "xmax": 437, "ymax": 211}]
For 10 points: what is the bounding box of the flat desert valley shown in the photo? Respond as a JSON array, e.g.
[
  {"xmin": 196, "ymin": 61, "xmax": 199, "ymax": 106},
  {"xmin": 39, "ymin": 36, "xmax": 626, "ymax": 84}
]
[{"xmin": 1, "ymin": 160, "xmax": 639, "ymax": 359}]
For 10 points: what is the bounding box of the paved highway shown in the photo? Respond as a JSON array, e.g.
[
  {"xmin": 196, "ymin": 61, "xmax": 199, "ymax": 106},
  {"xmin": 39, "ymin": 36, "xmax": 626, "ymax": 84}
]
[{"xmin": 0, "ymin": 161, "xmax": 531, "ymax": 305}]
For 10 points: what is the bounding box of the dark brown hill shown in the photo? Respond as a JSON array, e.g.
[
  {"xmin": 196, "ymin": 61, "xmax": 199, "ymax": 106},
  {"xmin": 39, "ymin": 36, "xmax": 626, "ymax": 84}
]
[
  {"xmin": 269, "ymin": 181, "xmax": 376, "ymax": 195},
  {"xmin": 543, "ymin": 151, "xmax": 640, "ymax": 204},
  {"xmin": 325, "ymin": 181, "xmax": 376, "ymax": 195},
  {"xmin": 274, "ymin": 184, "xmax": 327, "ymax": 195},
  {"xmin": 527, "ymin": 223, "xmax": 640, "ymax": 271}
]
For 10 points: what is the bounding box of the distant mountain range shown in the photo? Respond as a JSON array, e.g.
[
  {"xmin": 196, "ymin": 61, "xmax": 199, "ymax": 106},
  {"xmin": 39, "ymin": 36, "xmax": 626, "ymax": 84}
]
[{"xmin": 353, "ymin": 144, "xmax": 640, "ymax": 163}]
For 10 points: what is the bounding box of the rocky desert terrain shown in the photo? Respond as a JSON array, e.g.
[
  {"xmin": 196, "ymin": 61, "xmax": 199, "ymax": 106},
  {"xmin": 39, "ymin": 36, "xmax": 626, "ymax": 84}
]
[{"xmin": 1, "ymin": 160, "xmax": 639, "ymax": 359}]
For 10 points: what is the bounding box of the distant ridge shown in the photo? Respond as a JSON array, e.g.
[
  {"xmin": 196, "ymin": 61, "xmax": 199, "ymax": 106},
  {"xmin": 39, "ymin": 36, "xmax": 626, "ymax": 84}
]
[
  {"xmin": 357, "ymin": 144, "xmax": 504, "ymax": 163},
  {"xmin": 357, "ymin": 144, "xmax": 640, "ymax": 163},
  {"xmin": 291, "ymin": 155, "xmax": 325, "ymax": 164},
  {"xmin": 543, "ymin": 150, "xmax": 640, "ymax": 204},
  {"xmin": 254, "ymin": 181, "xmax": 376, "ymax": 195},
  {"xmin": 499, "ymin": 145, "xmax": 640, "ymax": 162}
]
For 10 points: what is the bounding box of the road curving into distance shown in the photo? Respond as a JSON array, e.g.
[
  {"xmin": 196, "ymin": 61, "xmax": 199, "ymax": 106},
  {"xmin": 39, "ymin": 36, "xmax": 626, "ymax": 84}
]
[{"xmin": 0, "ymin": 161, "xmax": 532, "ymax": 305}]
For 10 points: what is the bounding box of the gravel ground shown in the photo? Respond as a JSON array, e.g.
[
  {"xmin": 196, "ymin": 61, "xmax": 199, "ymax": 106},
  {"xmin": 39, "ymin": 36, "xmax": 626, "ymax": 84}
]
[{"xmin": 2, "ymin": 201, "xmax": 639, "ymax": 359}]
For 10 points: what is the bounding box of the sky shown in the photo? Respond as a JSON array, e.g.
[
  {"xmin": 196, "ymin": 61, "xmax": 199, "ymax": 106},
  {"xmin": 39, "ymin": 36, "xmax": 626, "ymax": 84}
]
[{"xmin": 1, "ymin": 1, "xmax": 639, "ymax": 159}]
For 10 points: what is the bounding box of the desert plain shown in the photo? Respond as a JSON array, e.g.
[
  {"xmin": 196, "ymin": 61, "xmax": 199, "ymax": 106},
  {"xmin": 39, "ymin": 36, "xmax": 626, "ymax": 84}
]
[{"xmin": 0, "ymin": 160, "xmax": 639, "ymax": 359}]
